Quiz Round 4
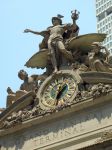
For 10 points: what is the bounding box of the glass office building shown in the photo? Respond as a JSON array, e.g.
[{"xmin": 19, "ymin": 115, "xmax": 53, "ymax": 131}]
[{"xmin": 96, "ymin": 0, "xmax": 112, "ymax": 52}]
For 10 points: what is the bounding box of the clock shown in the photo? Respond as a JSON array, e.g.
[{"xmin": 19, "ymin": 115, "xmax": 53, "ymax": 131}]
[{"xmin": 37, "ymin": 70, "xmax": 79, "ymax": 110}]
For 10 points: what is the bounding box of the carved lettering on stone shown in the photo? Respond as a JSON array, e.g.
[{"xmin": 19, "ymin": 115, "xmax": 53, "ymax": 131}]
[{"xmin": 1, "ymin": 104, "xmax": 112, "ymax": 149}]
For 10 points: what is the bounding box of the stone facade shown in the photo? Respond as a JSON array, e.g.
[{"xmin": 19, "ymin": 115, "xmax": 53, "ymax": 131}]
[{"xmin": 0, "ymin": 93, "xmax": 112, "ymax": 150}]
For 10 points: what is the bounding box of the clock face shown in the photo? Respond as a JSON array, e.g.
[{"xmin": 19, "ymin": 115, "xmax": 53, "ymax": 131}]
[{"xmin": 38, "ymin": 71, "xmax": 78, "ymax": 110}]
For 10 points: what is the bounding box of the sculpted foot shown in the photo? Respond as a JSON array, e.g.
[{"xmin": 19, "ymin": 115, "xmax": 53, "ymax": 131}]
[
  {"xmin": 53, "ymin": 68, "xmax": 58, "ymax": 74},
  {"xmin": 58, "ymin": 70, "xmax": 63, "ymax": 74}
]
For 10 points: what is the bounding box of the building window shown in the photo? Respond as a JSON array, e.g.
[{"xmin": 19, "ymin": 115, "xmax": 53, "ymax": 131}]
[
  {"xmin": 107, "ymin": 43, "xmax": 109, "ymax": 48},
  {"xmin": 109, "ymin": 29, "xmax": 111, "ymax": 34},
  {"xmin": 107, "ymin": 6, "xmax": 112, "ymax": 16},
  {"xmin": 103, "ymin": 26, "xmax": 105, "ymax": 32},
  {"xmin": 103, "ymin": 20, "xmax": 105, "ymax": 24},
  {"xmin": 96, "ymin": 10, "xmax": 99, "ymax": 14},
  {"xmin": 100, "ymin": 22, "xmax": 102, "ymax": 26},
  {"xmin": 98, "ymin": 12, "xmax": 105, "ymax": 21},
  {"xmin": 96, "ymin": 4, "xmax": 98, "ymax": 8},
  {"xmin": 107, "ymin": 37, "xmax": 109, "ymax": 42},
  {"xmin": 107, "ymin": 2, "xmax": 110, "ymax": 7},
  {"xmin": 104, "ymin": 4, "xmax": 106, "ymax": 9},
  {"xmin": 110, "ymin": 42, "xmax": 112, "ymax": 47},
  {"xmin": 108, "ymin": 17, "xmax": 110, "ymax": 21}
]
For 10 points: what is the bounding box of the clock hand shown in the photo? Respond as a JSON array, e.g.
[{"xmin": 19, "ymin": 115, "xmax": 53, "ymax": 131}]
[
  {"xmin": 55, "ymin": 83, "xmax": 67, "ymax": 106},
  {"xmin": 55, "ymin": 85, "xmax": 62, "ymax": 106}
]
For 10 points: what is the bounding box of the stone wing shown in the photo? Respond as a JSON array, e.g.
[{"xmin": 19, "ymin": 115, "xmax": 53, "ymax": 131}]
[
  {"xmin": 68, "ymin": 33, "xmax": 107, "ymax": 53},
  {"xmin": 0, "ymin": 92, "xmax": 35, "ymax": 126},
  {"xmin": 25, "ymin": 49, "xmax": 49, "ymax": 69}
]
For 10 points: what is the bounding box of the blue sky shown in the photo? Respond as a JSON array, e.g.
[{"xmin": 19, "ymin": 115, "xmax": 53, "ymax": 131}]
[{"xmin": 0, "ymin": 0, "xmax": 96, "ymax": 108}]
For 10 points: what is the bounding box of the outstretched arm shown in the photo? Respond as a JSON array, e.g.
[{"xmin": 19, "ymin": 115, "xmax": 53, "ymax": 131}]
[
  {"xmin": 63, "ymin": 10, "xmax": 80, "ymax": 38},
  {"xmin": 104, "ymin": 47, "xmax": 110, "ymax": 56},
  {"xmin": 71, "ymin": 10, "xmax": 80, "ymax": 35},
  {"xmin": 31, "ymin": 74, "xmax": 46, "ymax": 81},
  {"xmin": 24, "ymin": 29, "xmax": 41, "ymax": 35},
  {"xmin": 100, "ymin": 46, "xmax": 110, "ymax": 63},
  {"xmin": 71, "ymin": 10, "xmax": 80, "ymax": 25},
  {"xmin": 24, "ymin": 29, "xmax": 49, "ymax": 37},
  {"xmin": 7, "ymin": 87, "xmax": 15, "ymax": 94}
]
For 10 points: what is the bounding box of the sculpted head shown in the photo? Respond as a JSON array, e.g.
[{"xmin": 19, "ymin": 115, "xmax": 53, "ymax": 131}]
[
  {"xmin": 18, "ymin": 70, "xmax": 28, "ymax": 80},
  {"xmin": 52, "ymin": 14, "xmax": 63, "ymax": 25},
  {"xmin": 91, "ymin": 42, "xmax": 101, "ymax": 53},
  {"xmin": 7, "ymin": 87, "xmax": 12, "ymax": 94},
  {"xmin": 52, "ymin": 17, "xmax": 62, "ymax": 25}
]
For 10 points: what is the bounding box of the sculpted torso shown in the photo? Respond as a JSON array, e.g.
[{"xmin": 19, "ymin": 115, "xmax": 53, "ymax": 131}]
[
  {"xmin": 49, "ymin": 25, "xmax": 66, "ymax": 41},
  {"xmin": 20, "ymin": 77, "xmax": 38, "ymax": 92}
]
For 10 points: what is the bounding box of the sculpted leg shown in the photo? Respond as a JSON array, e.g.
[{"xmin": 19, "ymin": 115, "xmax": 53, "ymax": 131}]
[
  {"xmin": 48, "ymin": 41, "xmax": 58, "ymax": 73},
  {"xmin": 57, "ymin": 41, "xmax": 73, "ymax": 61},
  {"xmin": 94, "ymin": 60, "xmax": 110, "ymax": 72}
]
